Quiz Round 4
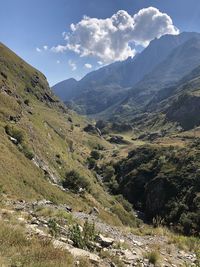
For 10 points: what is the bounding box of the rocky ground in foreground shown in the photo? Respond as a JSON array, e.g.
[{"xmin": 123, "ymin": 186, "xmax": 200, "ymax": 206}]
[{"xmin": 0, "ymin": 197, "xmax": 198, "ymax": 267}]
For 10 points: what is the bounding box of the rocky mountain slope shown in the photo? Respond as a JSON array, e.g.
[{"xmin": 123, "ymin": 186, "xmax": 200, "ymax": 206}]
[{"xmin": 0, "ymin": 41, "xmax": 137, "ymax": 226}]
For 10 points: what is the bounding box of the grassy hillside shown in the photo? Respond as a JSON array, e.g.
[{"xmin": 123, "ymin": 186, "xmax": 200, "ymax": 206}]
[{"xmin": 0, "ymin": 42, "xmax": 137, "ymax": 226}]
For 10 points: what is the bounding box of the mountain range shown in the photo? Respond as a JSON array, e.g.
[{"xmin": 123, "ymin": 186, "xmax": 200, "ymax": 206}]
[{"xmin": 53, "ymin": 31, "xmax": 200, "ymax": 122}]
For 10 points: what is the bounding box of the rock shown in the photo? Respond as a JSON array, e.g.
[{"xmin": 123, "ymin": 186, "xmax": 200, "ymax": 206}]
[
  {"xmin": 37, "ymin": 199, "xmax": 53, "ymax": 206},
  {"xmin": 9, "ymin": 115, "xmax": 21, "ymax": 123},
  {"xmin": 1, "ymin": 71, "xmax": 7, "ymax": 79},
  {"xmin": 83, "ymin": 124, "xmax": 101, "ymax": 136},
  {"xmin": 132, "ymin": 240, "xmax": 143, "ymax": 247},
  {"xmin": 18, "ymin": 217, "xmax": 26, "ymax": 223},
  {"xmin": 89, "ymin": 207, "xmax": 99, "ymax": 215},
  {"xmin": 123, "ymin": 250, "xmax": 138, "ymax": 261},
  {"xmin": 59, "ymin": 237, "xmax": 74, "ymax": 245},
  {"xmin": 78, "ymin": 225, "xmax": 83, "ymax": 232},
  {"xmin": 110, "ymin": 262, "xmax": 117, "ymax": 267},
  {"xmin": 53, "ymin": 240, "xmax": 100, "ymax": 263},
  {"xmin": 64, "ymin": 205, "xmax": 72, "ymax": 212},
  {"xmin": 96, "ymin": 234, "xmax": 114, "ymax": 247},
  {"xmin": 9, "ymin": 136, "xmax": 18, "ymax": 144},
  {"xmin": 109, "ymin": 135, "xmax": 129, "ymax": 144},
  {"xmin": 15, "ymin": 204, "xmax": 25, "ymax": 211}
]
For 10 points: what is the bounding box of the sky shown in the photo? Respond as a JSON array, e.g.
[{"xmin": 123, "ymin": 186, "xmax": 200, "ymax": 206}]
[{"xmin": 1, "ymin": 0, "xmax": 200, "ymax": 86}]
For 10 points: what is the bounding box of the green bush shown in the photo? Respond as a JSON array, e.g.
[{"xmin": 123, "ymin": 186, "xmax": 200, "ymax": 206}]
[
  {"xmin": 146, "ymin": 250, "xmax": 160, "ymax": 265},
  {"xmin": 62, "ymin": 170, "xmax": 90, "ymax": 193},
  {"xmin": 69, "ymin": 220, "xmax": 96, "ymax": 251},
  {"xmin": 103, "ymin": 166, "xmax": 115, "ymax": 182},
  {"xmin": 20, "ymin": 145, "xmax": 34, "ymax": 160},
  {"xmin": 87, "ymin": 157, "xmax": 96, "ymax": 169},
  {"xmin": 90, "ymin": 150, "xmax": 100, "ymax": 160},
  {"xmin": 48, "ymin": 218, "xmax": 59, "ymax": 237}
]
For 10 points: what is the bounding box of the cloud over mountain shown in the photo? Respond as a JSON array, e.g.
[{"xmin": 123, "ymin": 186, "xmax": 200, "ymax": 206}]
[
  {"xmin": 53, "ymin": 7, "xmax": 179, "ymax": 63},
  {"xmin": 84, "ymin": 63, "xmax": 92, "ymax": 69}
]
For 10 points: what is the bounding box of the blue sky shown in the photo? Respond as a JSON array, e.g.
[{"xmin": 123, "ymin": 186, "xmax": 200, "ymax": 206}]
[{"xmin": 1, "ymin": 0, "xmax": 200, "ymax": 86}]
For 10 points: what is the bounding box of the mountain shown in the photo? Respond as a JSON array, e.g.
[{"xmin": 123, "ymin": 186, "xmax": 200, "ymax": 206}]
[
  {"xmin": 149, "ymin": 64, "xmax": 200, "ymax": 130},
  {"xmin": 52, "ymin": 77, "xmax": 78, "ymax": 100},
  {"xmin": 53, "ymin": 32, "xmax": 200, "ymax": 116},
  {"xmin": 111, "ymin": 35, "xmax": 200, "ymax": 120}
]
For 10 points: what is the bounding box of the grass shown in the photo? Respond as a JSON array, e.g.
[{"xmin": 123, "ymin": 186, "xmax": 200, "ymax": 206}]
[
  {"xmin": 0, "ymin": 42, "xmax": 141, "ymax": 236},
  {"xmin": 0, "ymin": 220, "xmax": 74, "ymax": 267},
  {"xmin": 100, "ymin": 250, "xmax": 125, "ymax": 267},
  {"xmin": 35, "ymin": 207, "xmax": 75, "ymax": 225},
  {"xmin": 145, "ymin": 250, "xmax": 161, "ymax": 265},
  {"xmin": 168, "ymin": 233, "xmax": 200, "ymax": 252}
]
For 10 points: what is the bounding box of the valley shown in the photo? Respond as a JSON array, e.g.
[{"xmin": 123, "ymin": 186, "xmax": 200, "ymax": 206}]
[{"xmin": 0, "ymin": 30, "xmax": 200, "ymax": 266}]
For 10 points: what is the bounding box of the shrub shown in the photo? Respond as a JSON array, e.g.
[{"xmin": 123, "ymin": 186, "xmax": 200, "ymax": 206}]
[
  {"xmin": 20, "ymin": 145, "xmax": 34, "ymax": 160},
  {"xmin": 87, "ymin": 157, "xmax": 96, "ymax": 169},
  {"xmin": 62, "ymin": 170, "xmax": 90, "ymax": 193},
  {"xmin": 152, "ymin": 215, "xmax": 165, "ymax": 228},
  {"xmin": 69, "ymin": 220, "xmax": 96, "ymax": 251},
  {"xmin": 103, "ymin": 166, "xmax": 115, "ymax": 182},
  {"xmin": 90, "ymin": 150, "xmax": 100, "ymax": 160},
  {"xmin": 145, "ymin": 250, "xmax": 160, "ymax": 265},
  {"xmin": 69, "ymin": 224, "xmax": 84, "ymax": 248},
  {"xmin": 48, "ymin": 218, "xmax": 59, "ymax": 237}
]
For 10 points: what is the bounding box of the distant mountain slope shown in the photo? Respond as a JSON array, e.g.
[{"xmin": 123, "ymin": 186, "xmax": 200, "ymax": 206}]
[
  {"xmin": 52, "ymin": 78, "xmax": 78, "ymax": 100},
  {"xmin": 53, "ymin": 32, "xmax": 200, "ymax": 116},
  {"xmin": 155, "ymin": 65, "xmax": 200, "ymax": 130},
  {"xmin": 106, "ymin": 35, "xmax": 200, "ymax": 120}
]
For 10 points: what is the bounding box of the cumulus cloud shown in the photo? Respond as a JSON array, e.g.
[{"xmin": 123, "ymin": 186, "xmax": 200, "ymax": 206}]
[
  {"xmin": 84, "ymin": 63, "xmax": 92, "ymax": 69},
  {"xmin": 68, "ymin": 60, "xmax": 77, "ymax": 71},
  {"xmin": 36, "ymin": 47, "xmax": 41, "ymax": 52},
  {"xmin": 52, "ymin": 7, "xmax": 179, "ymax": 63},
  {"xmin": 43, "ymin": 45, "xmax": 48, "ymax": 50}
]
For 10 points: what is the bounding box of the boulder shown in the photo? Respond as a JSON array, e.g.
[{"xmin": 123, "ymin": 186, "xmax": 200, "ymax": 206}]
[
  {"xmin": 96, "ymin": 234, "xmax": 114, "ymax": 247},
  {"xmin": 53, "ymin": 240, "xmax": 100, "ymax": 264}
]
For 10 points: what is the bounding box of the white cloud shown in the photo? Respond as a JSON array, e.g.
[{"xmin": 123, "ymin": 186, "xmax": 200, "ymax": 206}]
[
  {"xmin": 36, "ymin": 47, "xmax": 41, "ymax": 52},
  {"xmin": 56, "ymin": 60, "xmax": 60, "ymax": 64},
  {"xmin": 53, "ymin": 7, "xmax": 179, "ymax": 63},
  {"xmin": 51, "ymin": 45, "xmax": 67, "ymax": 53},
  {"xmin": 68, "ymin": 60, "xmax": 77, "ymax": 71},
  {"xmin": 97, "ymin": 61, "xmax": 103, "ymax": 65},
  {"xmin": 43, "ymin": 45, "xmax": 48, "ymax": 50},
  {"xmin": 84, "ymin": 63, "xmax": 92, "ymax": 69}
]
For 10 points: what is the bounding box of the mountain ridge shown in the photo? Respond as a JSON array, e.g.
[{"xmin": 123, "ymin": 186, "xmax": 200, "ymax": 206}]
[{"xmin": 53, "ymin": 32, "xmax": 200, "ymax": 117}]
